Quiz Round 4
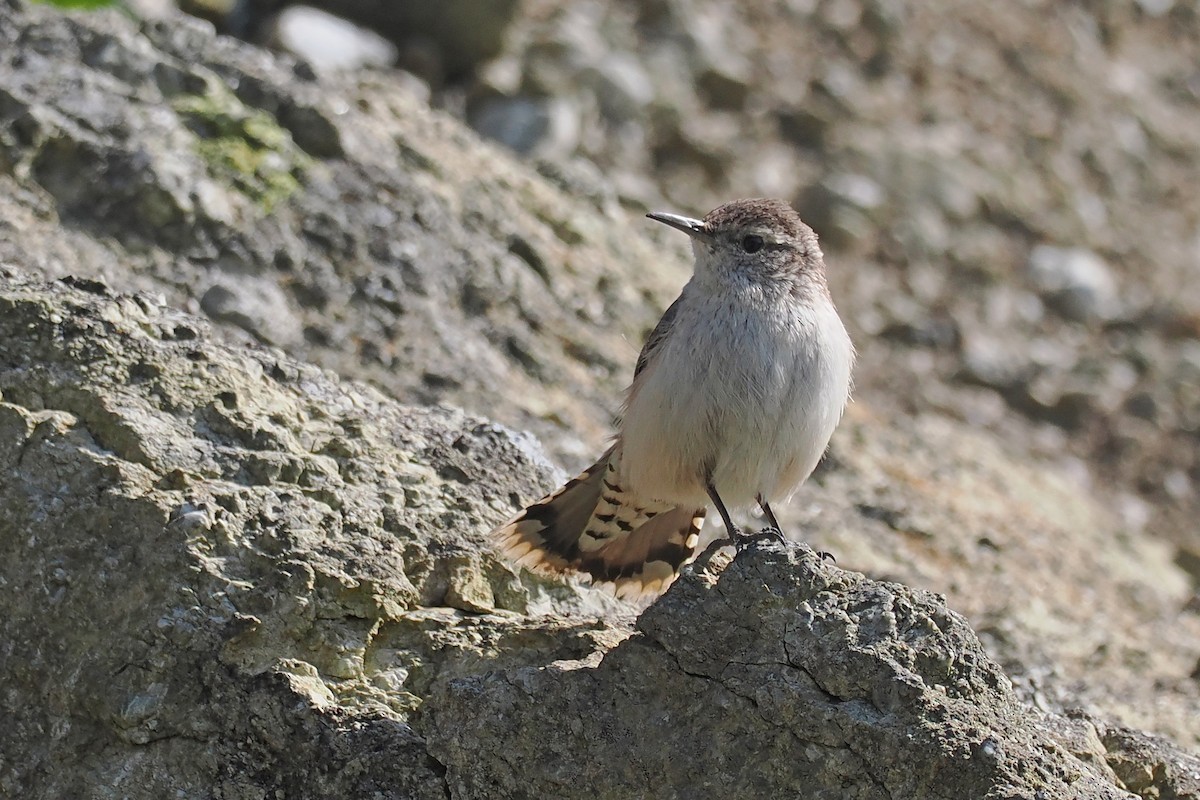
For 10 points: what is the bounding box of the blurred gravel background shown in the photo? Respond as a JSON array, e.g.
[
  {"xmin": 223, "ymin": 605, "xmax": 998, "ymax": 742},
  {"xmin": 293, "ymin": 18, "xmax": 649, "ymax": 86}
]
[{"xmin": 197, "ymin": 0, "xmax": 1200, "ymax": 579}]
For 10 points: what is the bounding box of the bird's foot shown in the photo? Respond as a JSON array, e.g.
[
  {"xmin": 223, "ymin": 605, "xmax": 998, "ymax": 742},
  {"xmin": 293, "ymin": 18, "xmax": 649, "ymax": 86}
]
[
  {"xmin": 689, "ymin": 530, "xmax": 740, "ymax": 572},
  {"xmin": 733, "ymin": 526, "xmax": 787, "ymax": 551}
]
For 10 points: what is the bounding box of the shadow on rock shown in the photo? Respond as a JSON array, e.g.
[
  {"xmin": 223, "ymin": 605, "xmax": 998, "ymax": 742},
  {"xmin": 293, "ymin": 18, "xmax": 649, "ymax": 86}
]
[{"xmin": 426, "ymin": 540, "xmax": 1137, "ymax": 799}]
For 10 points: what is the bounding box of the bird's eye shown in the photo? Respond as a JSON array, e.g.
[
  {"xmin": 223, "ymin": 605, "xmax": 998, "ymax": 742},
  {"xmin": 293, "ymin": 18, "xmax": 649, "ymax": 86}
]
[{"xmin": 741, "ymin": 234, "xmax": 765, "ymax": 254}]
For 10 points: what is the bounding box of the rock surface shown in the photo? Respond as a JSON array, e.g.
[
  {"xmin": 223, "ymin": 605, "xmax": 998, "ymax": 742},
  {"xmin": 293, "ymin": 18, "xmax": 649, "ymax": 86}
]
[
  {"xmin": 0, "ymin": 275, "xmax": 1149, "ymax": 798},
  {"xmin": 431, "ymin": 542, "xmax": 1137, "ymax": 799},
  {"xmin": 0, "ymin": 0, "xmax": 687, "ymax": 469},
  {"xmin": 0, "ymin": 274, "xmax": 608, "ymax": 798},
  {"xmin": 1, "ymin": 1, "xmax": 1199, "ymax": 797}
]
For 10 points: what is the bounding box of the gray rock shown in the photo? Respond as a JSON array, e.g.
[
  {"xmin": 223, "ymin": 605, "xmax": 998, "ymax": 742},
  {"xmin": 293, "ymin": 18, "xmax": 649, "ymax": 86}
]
[
  {"xmin": 199, "ymin": 272, "xmax": 304, "ymax": 345},
  {"xmin": 580, "ymin": 52, "xmax": 656, "ymax": 120},
  {"xmin": 1100, "ymin": 724, "xmax": 1200, "ymax": 798},
  {"xmin": 466, "ymin": 91, "xmax": 581, "ymax": 158},
  {"xmin": 265, "ymin": 5, "xmax": 398, "ymax": 74},
  {"xmin": 1134, "ymin": 0, "xmax": 1176, "ymax": 17},
  {"xmin": 245, "ymin": 0, "xmax": 519, "ymax": 80},
  {"xmin": 681, "ymin": 5, "xmax": 754, "ymax": 110},
  {"xmin": 2, "ymin": 4, "xmax": 1199, "ymax": 796},
  {"xmin": 1028, "ymin": 245, "xmax": 1120, "ymax": 322},
  {"xmin": 0, "ymin": 275, "xmax": 616, "ymax": 798},
  {"xmin": 428, "ymin": 542, "xmax": 1134, "ymax": 799},
  {"xmin": 0, "ymin": 277, "xmax": 1149, "ymax": 797},
  {"xmin": 799, "ymin": 172, "xmax": 886, "ymax": 248}
]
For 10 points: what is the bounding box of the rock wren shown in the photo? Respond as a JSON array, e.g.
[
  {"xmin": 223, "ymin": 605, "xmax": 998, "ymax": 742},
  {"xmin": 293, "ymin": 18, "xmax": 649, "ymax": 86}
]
[{"xmin": 493, "ymin": 198, "xmax": 854, "ymax": 598}]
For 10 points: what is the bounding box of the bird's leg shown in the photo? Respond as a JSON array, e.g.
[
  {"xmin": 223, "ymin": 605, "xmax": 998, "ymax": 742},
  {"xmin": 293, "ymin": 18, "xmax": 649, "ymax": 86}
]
[
  {"xmin": 703, "ymin": 482, "xmax": 768, "ymax": 552},
  {"xmin": 729, "ymin": 493, "xmax": 787, "ymax": 549},
  {"xmin": 757, "ymin": 493, "xmax": 836, "ymax": 561},
  {"xmin": 756, "ymin": 494, "xmax": 784, "ymax": 540},
  {"xmin": 689, "ymin": 479, "xmax": 740, "ymax": 570},
  {"xmin": 706, "ymin": 479, "xmax": 739, "ymax": 542}
]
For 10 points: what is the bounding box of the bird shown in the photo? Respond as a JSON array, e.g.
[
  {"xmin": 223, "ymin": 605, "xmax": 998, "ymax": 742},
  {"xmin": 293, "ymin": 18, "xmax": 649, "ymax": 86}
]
[{"xmin": 491, "ymin": 198, "xmax": 854, "ymax": 599}]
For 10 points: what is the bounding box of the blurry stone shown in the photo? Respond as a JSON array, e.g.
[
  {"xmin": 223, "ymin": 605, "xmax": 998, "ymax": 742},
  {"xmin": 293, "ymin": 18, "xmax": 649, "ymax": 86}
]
[
  {"xmin": 984, "ymin": 287, "xmax": 1045, "ymax": 326},
  {"xmin": 960, "ymin": 333, "xmax": 1029, "ymax": 389},
  {"xmin": 1176, "ymin": 544, "xmax": 1200, "ymax": 583},
  {"xmin": 696, "ymin": 63, "xmax": 752, "ymax": 110},
  {"xmin": 777, "ymin": 103, "xmax": 831, "ymax": 149},
  {"xmin": 466, "ymin": 91, "xmax": 581, "ymax": 159},
  {"xmin": 124, "ymin": 0, "xmax": 175, "ymax": 19},
  {"xmin": 277, "ymin": 0, "xmax": 519, "ymax": 80},
  {"xmin": 264, "ymin": 6, "xmax": 397, "ymax": 74},
  {"xmin": 178, "ymin": 0, "xmax": 236, "ymax": 27},
  {"xmin": 900, "ymin": 206, "xmax": 952, "ymax": 256},
  {"xmin": 881, "ymin": 313, "xmax": 959, "ymax": 349},
  {"xmin": 1164, "ymin": 469, "xmax": 1191, "ymax": 500},
  {"xmin": 533, "ymin": 156, "xmax": 619, "ymax": 212},
  {"xmin": 1123, "ymin": 391, "xmax": 1158, "ymax": 421},
  {"xmin": 200, "ymin": 275, "xmax": 303, "ymax": 346},
  {"xmin": 580, "ymin": 53, "xmax": 655, "ymax": 120},
  {"xmin": 816, "ymin": 61, "xmax": 864, "ymax": 102},
  {"xmin": 1134, "ymin": 0, "xmax": 1176, "ymax": 16},
  {"xmin": 798, "ymin": 172, "xmax": 885, "ymax": 248},
  {"xmin": 520, "ymin": 3, "xmax": 611, "ymax": 99},
  {"xmin": 1118, "ymin": 492, "xmax": 1153, "ymax": 532},
  {"xmin": 750, "ymin": 143, "xmax": 801, "ymax": 199},
  {"xmin": 1028, "ymin": 245, "xmax": 1120, "ymax": 322},
  {"xmin": 395, "ymin": 36, "xmax": 445, "ymax": 90},
  {"xmin": 1027, "ymin": 335, "xmax": 1081, "ymax": 370},
  {"xmin": 823, "ymin": 172, "xmax": 885, "ymax": 211},
  {"xmin": 477, "ymin": 53, "xmax": 522, "ymax": 95},
  {"xmin": 681, "ymin": 6, "xmax": 754, "ymax": 110},
  {"xmin": 927, "ymin": 160, "xmax": 983, "ymax": 221},
  {"xmin": 825, "ymin": 0, "xmax": 865, "ymax": 28},
  {"xmin": 1025, "ymin": 379, "xmax": 1095, "ymax": 430},
  {"xmin": 521, "ymin": 39, "xmax": 580, "ymax": 96},
  {"xmin": 664, "ymin": 111, "xmax": 742, "ymax": 174},
  {"xmin": 1074, "ymin": 190, "xmax": 1109, "ymax": 232}
]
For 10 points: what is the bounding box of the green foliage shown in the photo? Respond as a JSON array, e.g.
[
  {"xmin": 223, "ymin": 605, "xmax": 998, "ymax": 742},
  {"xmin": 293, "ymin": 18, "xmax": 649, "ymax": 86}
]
[
  {"xmin": 34, "ymin": 0, "xmax": 119, "ymax": 9},
  {"xmin": 172, "ymin": 81, "xmax": 309, "ymax": 213}
]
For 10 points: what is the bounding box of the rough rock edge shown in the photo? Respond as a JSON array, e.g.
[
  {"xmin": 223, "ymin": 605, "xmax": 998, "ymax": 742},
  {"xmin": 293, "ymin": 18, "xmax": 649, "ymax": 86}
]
[
  {"xmin": 1, "ymin": 273, "xmax": 1185, "ymax": 797},
  {"xmin": 0, "ymin": 273, "xmax": 621, "ymax": 798},
  {"xmin": 3, "ymin": 0, "xmax": 1199, "ymax": 749},
  {"xmin": 427, "ymin": 541, "xmax": 1142, "ymax": 799}
]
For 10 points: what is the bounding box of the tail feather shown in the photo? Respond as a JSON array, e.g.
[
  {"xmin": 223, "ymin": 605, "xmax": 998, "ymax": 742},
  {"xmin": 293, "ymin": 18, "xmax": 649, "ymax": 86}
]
[{"xmin": 491, "ymin": 445, "xmax": 705, "ymax": 597}]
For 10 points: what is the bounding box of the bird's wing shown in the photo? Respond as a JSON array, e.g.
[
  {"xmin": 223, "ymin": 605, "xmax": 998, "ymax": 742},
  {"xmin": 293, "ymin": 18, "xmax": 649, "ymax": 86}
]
[{"xmin": 634, "ymin": 291, "xmax": 686, "ymax": 378}]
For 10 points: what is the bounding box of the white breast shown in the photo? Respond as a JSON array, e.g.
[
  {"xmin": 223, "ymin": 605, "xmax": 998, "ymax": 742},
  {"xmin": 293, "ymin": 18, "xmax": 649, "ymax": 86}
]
[{"xmin": 618, "ymin": 280, "xmax": 853, "ymax": 509}]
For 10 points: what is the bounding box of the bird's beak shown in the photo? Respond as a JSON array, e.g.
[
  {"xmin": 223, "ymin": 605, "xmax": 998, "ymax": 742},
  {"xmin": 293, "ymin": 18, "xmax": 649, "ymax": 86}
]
[{"xmin": 646, "ymin": 211, "xmax": 708, "ymax": 239}]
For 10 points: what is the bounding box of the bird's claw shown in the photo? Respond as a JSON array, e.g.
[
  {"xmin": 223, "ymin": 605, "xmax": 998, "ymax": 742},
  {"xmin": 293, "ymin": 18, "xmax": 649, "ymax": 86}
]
[{"xmin": 733, "ymin": 526, "xmax": 787, "ymax": 551}]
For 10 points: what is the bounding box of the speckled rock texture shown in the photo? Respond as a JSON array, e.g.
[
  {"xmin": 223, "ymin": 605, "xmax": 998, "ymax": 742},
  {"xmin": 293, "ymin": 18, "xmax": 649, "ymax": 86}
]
[
  {"xmin": 0, "ymin": 274, "xmax": 1158, "ymax": 798},
  {"xmin": 431, "ymin": 543, "xmax": 1139, "ymax": 799},
  {"xmin": 0, "ymin": 0, "xmax": 687, "ymax": 469},
  {"xmin": 0, "ymin": 274, "xmax": 617, "ymax": 797},
  {"xmin": 6, "ymin": 271, "xmax": 1200, "ymax": 797},
  {"xmin": 1, "ymin": 1, "xmax": 1199, "ymax": 797}
]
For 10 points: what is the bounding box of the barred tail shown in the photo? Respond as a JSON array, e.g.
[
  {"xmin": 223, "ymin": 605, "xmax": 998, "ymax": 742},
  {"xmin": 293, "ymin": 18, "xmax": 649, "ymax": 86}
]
[{"xmin": 491, "ymin": 445, "xmax": 705, "ymax": 599}]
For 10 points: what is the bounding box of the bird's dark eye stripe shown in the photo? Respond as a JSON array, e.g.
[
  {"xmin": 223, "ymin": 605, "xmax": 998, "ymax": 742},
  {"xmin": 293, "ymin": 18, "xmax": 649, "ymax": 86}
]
[{"xmin": 741, "ymin": 234, "xmax": 765, "ymax": 253}]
